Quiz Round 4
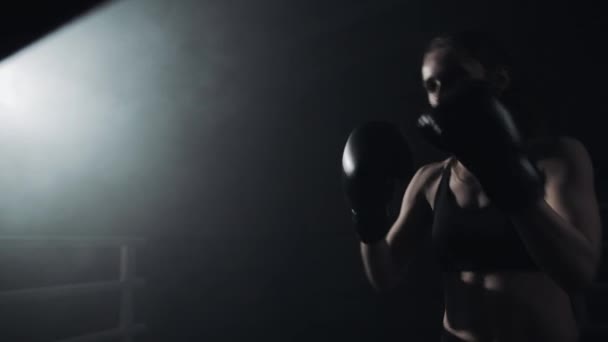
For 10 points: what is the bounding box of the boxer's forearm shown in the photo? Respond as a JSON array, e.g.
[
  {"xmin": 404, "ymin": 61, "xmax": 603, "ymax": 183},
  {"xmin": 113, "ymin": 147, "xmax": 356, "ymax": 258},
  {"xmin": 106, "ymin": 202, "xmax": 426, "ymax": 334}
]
[
  {"xmin": 360, "ymin": 240, "xmax": 403, "ymax": 292},
  {"xmin": 510, "ymin": 199, "xmax": 599, "ymax": 292}
]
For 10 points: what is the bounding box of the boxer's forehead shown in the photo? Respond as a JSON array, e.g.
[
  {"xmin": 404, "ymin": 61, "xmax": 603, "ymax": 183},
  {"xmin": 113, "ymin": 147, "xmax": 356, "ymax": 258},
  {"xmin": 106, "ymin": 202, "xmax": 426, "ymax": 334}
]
[{"xmin": 422, "ymin": 47, "xmax": 485, "ymax": 82}]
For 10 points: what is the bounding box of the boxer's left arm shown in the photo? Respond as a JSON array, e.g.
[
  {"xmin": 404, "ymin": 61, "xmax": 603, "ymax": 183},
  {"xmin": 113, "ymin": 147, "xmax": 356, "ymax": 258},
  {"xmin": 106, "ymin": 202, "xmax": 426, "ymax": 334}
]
[{"xmin": 510, "ymin": 137, "xmax": 602, "ymax": 293}]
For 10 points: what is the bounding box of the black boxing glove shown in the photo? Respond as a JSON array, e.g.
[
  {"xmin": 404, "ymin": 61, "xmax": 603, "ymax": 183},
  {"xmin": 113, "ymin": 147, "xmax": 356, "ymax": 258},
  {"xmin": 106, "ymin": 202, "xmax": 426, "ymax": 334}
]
[
  {"xmin": 342, "ymin": 121, "xmax": 413, "ymax": 243},
  {"xmin": 416, "ymin": 80, "xmax": 544, "ymax": 212}
]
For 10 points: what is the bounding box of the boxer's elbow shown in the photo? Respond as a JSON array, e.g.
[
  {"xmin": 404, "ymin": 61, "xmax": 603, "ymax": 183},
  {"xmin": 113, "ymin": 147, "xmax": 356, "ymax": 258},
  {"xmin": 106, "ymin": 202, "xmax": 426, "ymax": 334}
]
[
  {"xmin": 363, "ymin": 260, "xmax": 405, "ymax": 293},
  {"xmin": 367, "ymin": 273, "xmax": 400, "ymax": 293}
]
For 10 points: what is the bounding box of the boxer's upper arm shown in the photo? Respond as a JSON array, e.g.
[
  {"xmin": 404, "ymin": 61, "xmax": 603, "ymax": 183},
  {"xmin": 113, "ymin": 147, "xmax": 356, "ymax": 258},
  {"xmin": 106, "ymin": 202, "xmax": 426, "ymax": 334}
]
[
  {"xmin": 543, "ymin": 137, "xmax": 602, "ymax": 261},
  {"xmin": 386, "ymin": 163, "xmax": 438, "ymax": 269}
]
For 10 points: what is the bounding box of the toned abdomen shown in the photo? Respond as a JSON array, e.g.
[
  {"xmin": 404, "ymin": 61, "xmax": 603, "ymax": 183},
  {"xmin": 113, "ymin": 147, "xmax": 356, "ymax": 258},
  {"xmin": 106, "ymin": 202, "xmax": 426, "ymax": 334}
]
[{"xmin": 442, "ymin": 271, "xmax": 579, "ymax": 342}]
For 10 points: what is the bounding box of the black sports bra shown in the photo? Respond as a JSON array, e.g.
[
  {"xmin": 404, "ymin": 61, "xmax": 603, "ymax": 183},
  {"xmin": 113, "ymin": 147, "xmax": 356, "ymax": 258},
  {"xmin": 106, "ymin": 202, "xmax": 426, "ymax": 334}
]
[{"xmin": 431, "ymin": 160, "xmax": 539, "ymax": 272}]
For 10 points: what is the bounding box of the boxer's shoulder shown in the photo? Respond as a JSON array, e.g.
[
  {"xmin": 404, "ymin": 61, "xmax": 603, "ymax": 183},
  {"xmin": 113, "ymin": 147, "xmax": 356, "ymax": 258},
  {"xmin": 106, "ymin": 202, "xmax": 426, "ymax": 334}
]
[
  {"xmin": 416, "ymin": 158, "xmax": 450, "ymax": 204},
  {"xmin": 527, "ymin": 136, "xmax": 588, "ymax": 161},
  {"xmin": 527, "ymin": 136, "xmax": 592, "ymax": 176}
]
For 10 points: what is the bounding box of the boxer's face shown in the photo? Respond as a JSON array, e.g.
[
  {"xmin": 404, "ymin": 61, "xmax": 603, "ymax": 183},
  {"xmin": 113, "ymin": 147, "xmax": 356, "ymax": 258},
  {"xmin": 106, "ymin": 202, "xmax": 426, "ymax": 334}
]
[{"xmin": 421, "ymin": 47, "xmax": 486, "ymax": 108}]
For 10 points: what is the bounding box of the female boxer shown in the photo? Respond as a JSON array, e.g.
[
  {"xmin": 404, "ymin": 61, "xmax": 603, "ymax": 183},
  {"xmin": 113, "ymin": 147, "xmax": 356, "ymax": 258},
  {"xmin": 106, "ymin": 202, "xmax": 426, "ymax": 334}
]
[{"xmin": 343, "ymin": 31, "xmax": 602, "ymax": 342}]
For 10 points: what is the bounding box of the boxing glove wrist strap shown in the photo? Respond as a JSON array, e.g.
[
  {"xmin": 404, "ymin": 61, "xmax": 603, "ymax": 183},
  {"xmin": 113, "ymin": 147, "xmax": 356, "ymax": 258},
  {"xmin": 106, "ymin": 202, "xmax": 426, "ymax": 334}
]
[{"xmin": 351, "ymin": 208, "xmax": 390, "ymax": 244}]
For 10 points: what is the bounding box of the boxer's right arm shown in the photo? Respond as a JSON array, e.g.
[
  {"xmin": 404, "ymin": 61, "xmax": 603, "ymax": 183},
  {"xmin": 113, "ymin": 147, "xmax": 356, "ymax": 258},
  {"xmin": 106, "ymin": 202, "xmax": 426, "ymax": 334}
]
[{"xmin": 361, "ymin": 165, "xmax": 434, "ymax": 292}]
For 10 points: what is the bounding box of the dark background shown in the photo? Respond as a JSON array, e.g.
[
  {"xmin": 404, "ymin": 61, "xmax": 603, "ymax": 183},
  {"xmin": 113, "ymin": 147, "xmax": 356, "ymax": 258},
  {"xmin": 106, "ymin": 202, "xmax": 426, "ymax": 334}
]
[{"xmin": 0, "ymin": 0, "xmax": 606, "ymax": 341}]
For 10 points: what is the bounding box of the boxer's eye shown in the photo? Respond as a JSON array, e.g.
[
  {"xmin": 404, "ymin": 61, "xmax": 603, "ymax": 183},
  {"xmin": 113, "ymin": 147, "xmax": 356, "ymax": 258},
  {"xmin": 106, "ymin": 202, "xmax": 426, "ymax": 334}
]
[
  {"xmin": 424, "ymin": 67, "xmax": 470, "ymax": 94},
  {"xmin": 424, "ymin": 78, "xmax": 440, "ymax": 93}
]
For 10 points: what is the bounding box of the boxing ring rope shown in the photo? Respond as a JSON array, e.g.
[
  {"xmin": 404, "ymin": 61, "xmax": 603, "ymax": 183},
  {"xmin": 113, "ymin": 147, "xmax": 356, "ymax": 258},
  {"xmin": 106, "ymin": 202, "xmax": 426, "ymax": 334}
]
[{"xmin": 0, "ymin": 236, "xmax": 146, "ymax": 342}]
